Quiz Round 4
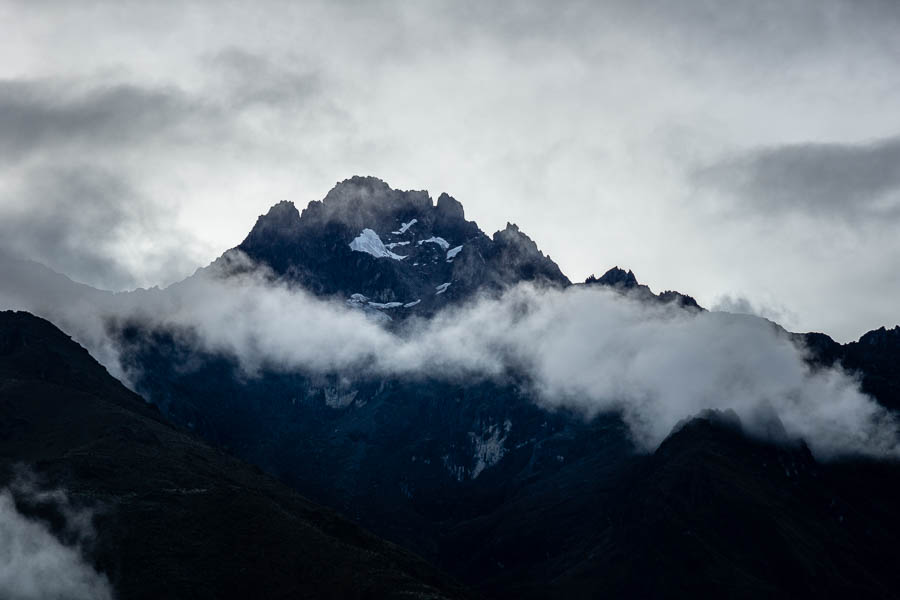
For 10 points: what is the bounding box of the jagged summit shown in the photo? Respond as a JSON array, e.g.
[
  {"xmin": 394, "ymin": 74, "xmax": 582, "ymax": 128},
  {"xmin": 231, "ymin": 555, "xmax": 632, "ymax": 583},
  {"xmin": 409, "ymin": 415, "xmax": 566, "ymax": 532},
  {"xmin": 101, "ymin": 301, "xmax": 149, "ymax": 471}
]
[
  {"xmin": 491, "ymin": 223, "xmax": 568, "ymax": 287},
  {"xmin": 234, "ymin": 176, "xmax": 570, "ymax": 316},
  {"xmin": 436, "ymin": 192, "xmax": 465, "ymax": 221},
  {"xmin": 583, "ymin": 266, "xmax": 703, "ymax": 310},
  {"xmin": 229, "ymin": 176, "xmax": 710, "ymax": 319},
  {"xmin": 265, "ymin": 198, "xmax": 301, "ymax": 220},
  {"xmin": 227, "ymin": 176, "xmax": 709, "ymax": 320},
  {"xmin": 858, "ymin": 325, "xmax": 900, "ymax": 347},
  {"xmin": 585, "ymin": 266, "xmax": 638, "ymax": 289},
  {"xmin": 306, "ymin": 176, "xmax": 433, "ymax": 231},
  {"xmin": 242, "ymin": 200, "xmax": 302, "ymax": 245}
]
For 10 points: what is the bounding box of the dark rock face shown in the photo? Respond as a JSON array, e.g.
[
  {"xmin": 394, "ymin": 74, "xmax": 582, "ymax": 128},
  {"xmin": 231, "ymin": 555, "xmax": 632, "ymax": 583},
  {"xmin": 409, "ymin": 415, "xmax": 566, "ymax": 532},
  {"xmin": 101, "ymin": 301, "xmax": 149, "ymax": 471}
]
[
  {"xmin": 583, "ymin": 267, "xmax": 704, "ymax": 310},
  {"xmin": 118, "ymin": 323, "xmax": 637, "ymax": 595},
  {"xmin": 0, "ymin": 311, "xmax": 471, "ymax": 600},
  {"xmin": 236, "ymin": 176, "xmax": 569, "ymax": 317},
  {"xmin": 487, "ymin": 223, "xmax": 569, "ymax": 288},
  {"xmin": 657, "ymin": 289, "xmax": 702, "ymax": 310},
  {"xmin": 585, "ymin": 266, "xmax": 639, "ymax": 289}
]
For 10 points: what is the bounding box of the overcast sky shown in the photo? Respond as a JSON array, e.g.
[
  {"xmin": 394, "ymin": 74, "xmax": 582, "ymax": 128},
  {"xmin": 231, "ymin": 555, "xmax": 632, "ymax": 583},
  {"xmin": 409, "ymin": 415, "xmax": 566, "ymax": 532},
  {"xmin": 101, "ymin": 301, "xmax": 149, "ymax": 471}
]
[{"xmin": 1, "ymin": 0, "xmax": 898, "ymax": 341}]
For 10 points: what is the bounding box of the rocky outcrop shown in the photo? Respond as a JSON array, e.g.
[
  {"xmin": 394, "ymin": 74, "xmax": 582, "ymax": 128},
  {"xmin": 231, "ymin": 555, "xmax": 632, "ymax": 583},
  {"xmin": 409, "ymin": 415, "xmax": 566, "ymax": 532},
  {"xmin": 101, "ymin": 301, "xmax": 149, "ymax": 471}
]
[
  {"xmin": 585, "ymin": 266, "xmax": 638, "ymax": 289},
  {"xmin": 583, "ymin": 267, "xmax": 703, "ymax": 310}
]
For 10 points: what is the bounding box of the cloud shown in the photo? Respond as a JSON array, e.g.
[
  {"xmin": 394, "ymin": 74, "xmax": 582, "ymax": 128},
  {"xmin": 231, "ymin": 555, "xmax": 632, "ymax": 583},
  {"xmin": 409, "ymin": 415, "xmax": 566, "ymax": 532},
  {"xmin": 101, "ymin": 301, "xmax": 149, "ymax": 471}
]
[
  {"xmin": 0, "ymin": 76, "xmax": 221, "ymax": 290},
  {"xmin": 712, "ymin": 294, "xmax": 798, "ymax": 329},
  {"xmin": 0, "ymin": 67, "xmax": 335, "ymax": 289},
  {"xmin": 205, "ymin": 47, "xmax": 322, "ymax": 111},
  {"xmin": 0, "ymin": 468, "xmax": 113, "ymax": 600},
  {"xmin": 1, "ymin": 252, "xmax": 896, "ymax": 460},
  {"xmin": 694, "ymin": 135, "xmax": 900, "ymax": 222},
  {"xmin": 0, "ymin": 78, "xmax": 204, "ymax": 163},
  {"xmin": 0, "ymin": 164, "xmax": 205, "ymax": 290},
  {"xmin": 0, "ymin": 62, "xmax": 323, "ymax": 168}
]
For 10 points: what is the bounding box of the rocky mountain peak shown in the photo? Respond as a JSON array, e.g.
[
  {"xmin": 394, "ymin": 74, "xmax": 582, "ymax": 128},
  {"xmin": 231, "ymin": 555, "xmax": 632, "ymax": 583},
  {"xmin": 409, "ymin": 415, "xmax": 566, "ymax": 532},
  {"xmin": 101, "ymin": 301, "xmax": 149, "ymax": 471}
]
[
  {"xmin": 858, "ymin": 325, "xmax": 900, "ymax": 347},
  {"xmin": 490, "ymin": 223, "xmax": 570, "ymax": 287},
  {"xmin": 436, "ymin": 192, "xmax": 465, "ymax": 221},
  {"xmin": 230, "ymin": 177, "xmax": 571, "ymax": 312},
  {"xmin": 658, "ymin": 290, "xmax": 702, "ymax": 310},
  {"xmin": 585, "ymin": 266, "xmax": 639, "ymax": 289},
  {"xmin": 582, "ymin": 267, "xmax": 703, "ymax": 310},
  {"xmin": 266, "ymin": 199, "xmax": 301, "ymax": 220},
  {"xmin": 242, "ymin": 200, "xmax": 301, "ymax": 245},
  {"xmin": 235, "ymin": 177, "xmax": 703, "ymax": 319},
  {"xmin": 492, "ymin": 223, "xmax": 538, "ymax": 255},
  {"xmin": 304, "ymin": 176, "xmax": 433, "ymax": 233}
]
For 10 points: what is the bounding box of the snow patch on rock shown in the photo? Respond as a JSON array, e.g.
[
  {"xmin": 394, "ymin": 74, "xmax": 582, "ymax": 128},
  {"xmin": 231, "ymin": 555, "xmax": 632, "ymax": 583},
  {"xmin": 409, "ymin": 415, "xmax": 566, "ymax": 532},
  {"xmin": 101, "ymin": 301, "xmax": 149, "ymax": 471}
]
[
  {"xmin": 442, "ymin": 455, "xmax": 467, "ymax": 483},
  {"xmin": 418, "ymin": 236, "xmax": 450, "ymax": 250},
  {"xmin": 325, "ymin": 387, "xmax": 358, "ymax": 409},
  {"xmin": 349, "ymin": 229, "xmax": 406, "ymax": 260},
  {"xmin": 446, "ymin": 245, "xmax": 463, "ymax": 261},
  {"xmin": 345, "ymin": 293, "xmax": 392, "ymax": 322},
  {"xmin": 369, "ymin": 302, "xmax": 404, "ymax": 309},
  {"xmin": 392, "ymin": 219, "xmax": 417, "ymax": 234},
  {"xmin": 469, "ymin": 421, "xmax": 511, "ymax": 479}
]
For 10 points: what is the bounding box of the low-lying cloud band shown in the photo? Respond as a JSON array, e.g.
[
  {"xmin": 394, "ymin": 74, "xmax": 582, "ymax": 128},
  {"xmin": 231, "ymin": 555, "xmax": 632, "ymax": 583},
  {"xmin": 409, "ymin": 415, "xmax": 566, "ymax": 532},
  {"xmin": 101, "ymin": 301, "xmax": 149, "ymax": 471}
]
[{"xmin": 1, "ymin": 252, "xmax": 896, "ymax": 460}]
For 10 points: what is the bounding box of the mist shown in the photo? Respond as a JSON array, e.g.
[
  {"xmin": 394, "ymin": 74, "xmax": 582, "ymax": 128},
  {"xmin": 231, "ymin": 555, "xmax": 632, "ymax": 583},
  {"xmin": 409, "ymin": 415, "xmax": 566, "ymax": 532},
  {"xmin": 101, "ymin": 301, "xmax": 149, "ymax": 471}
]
[
  {"xmin": 0, "ymin": 251, "xmax": 896, "ymax": 460},
  {"xmin": 0, "ymin": 469, "xmax": 113, "ymax": 600}
]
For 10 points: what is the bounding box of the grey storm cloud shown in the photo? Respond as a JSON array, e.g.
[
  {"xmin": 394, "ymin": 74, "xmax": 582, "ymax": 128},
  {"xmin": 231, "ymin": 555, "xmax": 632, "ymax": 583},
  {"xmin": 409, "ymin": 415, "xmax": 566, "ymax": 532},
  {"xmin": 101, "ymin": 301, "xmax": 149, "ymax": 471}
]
[
  {"xmin": 695, "ymin": 135, "xmax": 900, "ymax": 221},
  {"xmin": 0, "ymin": 78, "xmax": 204, "ymax": 162},
  {"xmin": 0, "ymin": 76, "xmax": 217, "ymax": 289},
  {"xmin": 0, "ymin": 56, "xmax": 333, "ymax": 290},
  {"xmin": 2, "ymin": 0, "xmax": 900, "ymax": 339},
  {"xmin": 0, "ymin": 164, "xmax": 201, "ymax": 291},
  {"xmin": 206, "ymin": 47, "xmax": 323, "ymax": 111},
  {"xmin": 0, "ymin": 59, "xmax": 322, "ymax": 165}
]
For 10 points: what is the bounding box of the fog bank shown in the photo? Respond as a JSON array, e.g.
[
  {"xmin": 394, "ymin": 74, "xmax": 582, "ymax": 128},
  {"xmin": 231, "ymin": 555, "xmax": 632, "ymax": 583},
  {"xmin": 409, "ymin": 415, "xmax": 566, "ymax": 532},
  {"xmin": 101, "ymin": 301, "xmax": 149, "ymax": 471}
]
[{"xmin": 1, "ymin": 253, "xmax": 896, "ymax": 459}]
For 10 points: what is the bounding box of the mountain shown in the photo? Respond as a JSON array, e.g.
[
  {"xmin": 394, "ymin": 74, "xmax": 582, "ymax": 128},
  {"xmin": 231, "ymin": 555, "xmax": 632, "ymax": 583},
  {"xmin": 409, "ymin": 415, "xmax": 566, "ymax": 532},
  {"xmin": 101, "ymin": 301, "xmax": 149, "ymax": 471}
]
[
  {"xmin": 0, "ymin": 310, "xmax": 471, "ymax": 600},
  {"xmin": 104, "ymin": 177, "xmax": 900, "ymax": 598},
  {"xmin": 8, "ymin": 307, "xmax": 899, "ymax": 599},
  {"xmin": 2, "ymin": 176, "xmax": 899, "ymax": 598},
  {"xmin": 233, "ymin": 176, "xmax": 569, "ymax": 317}
]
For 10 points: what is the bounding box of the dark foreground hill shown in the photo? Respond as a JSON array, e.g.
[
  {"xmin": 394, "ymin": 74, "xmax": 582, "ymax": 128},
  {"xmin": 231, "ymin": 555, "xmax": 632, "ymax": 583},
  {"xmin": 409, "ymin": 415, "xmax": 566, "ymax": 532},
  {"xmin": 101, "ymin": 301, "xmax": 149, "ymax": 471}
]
[
  {"xmin": 543, "ymin": 412, "xmax": 900, "ymax": 600},
  {"xmin": 0, "ymin": 310, "xmax": 471, "ymax": 600}
]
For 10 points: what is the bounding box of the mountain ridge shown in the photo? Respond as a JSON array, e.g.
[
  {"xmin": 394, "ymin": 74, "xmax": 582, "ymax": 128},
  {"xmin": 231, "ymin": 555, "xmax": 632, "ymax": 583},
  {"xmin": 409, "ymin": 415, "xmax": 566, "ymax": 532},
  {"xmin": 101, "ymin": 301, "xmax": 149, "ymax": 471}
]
[{"xmin": 0, "ymin": 309, "xmax": 473, "ymax": 600}]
